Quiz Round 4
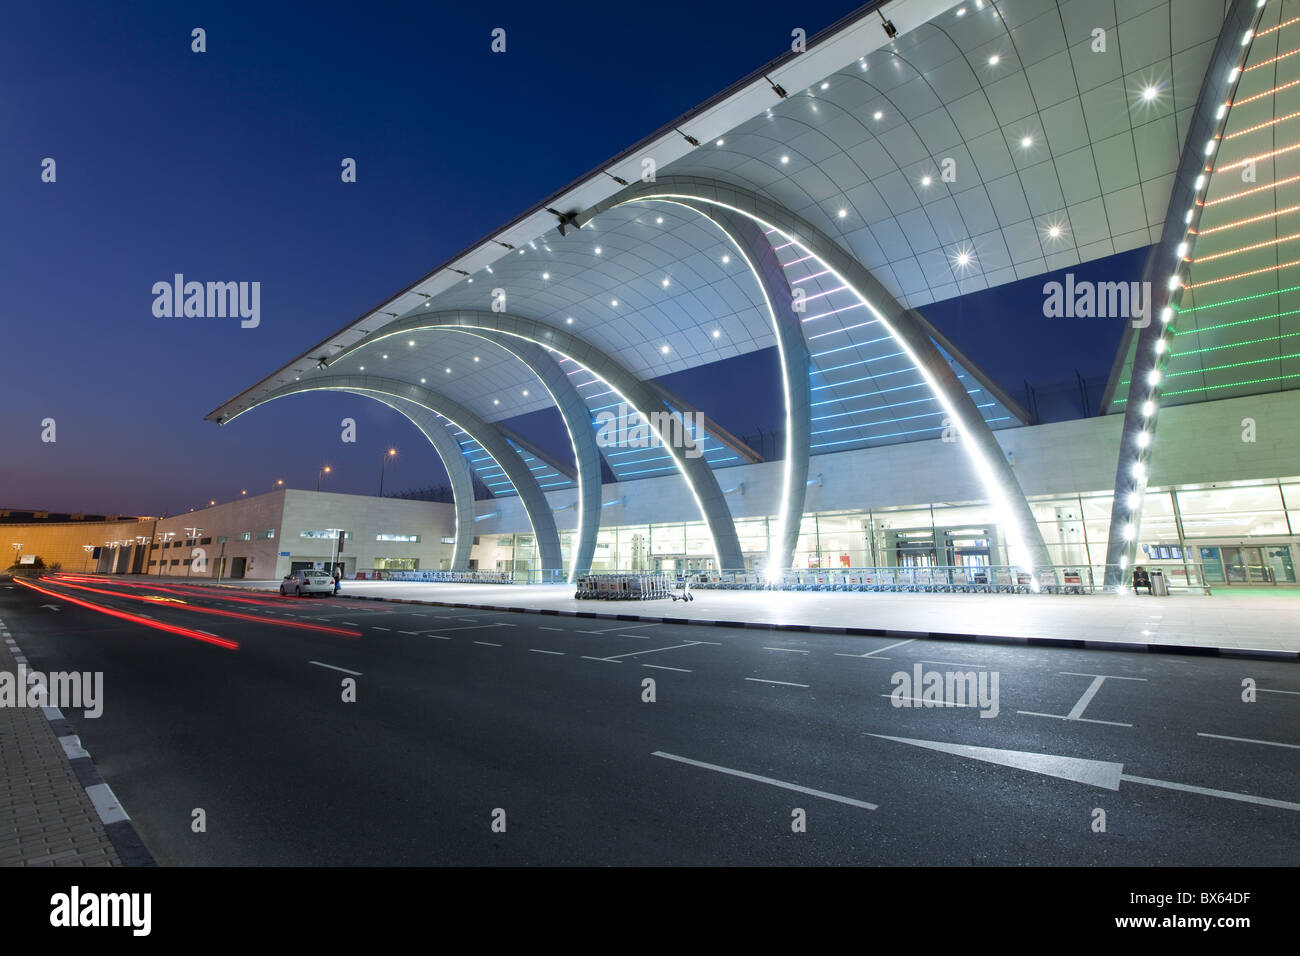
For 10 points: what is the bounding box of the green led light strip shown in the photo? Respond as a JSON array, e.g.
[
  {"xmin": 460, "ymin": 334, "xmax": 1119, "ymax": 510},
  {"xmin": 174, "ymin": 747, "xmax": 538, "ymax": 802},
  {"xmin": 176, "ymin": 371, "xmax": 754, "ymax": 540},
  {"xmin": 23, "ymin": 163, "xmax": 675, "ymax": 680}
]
[
  {"xmin": 1182, "ymin": 306, "xmax": 1300, "ymax": 334},
  {"xmin": 1173, "ymin": 328, "xmax": 1300, "ymax": 357},
  {"xmin": 1166, "ymin": 350, "xmax": 1300, "ymax": 378},
  {"xmin": 1176, "ymin": 282, "xmax": 1300, "ymax": 312},
  {"xmin": 1114, "ymin": 371, "xmax": 1300, "ymax": 404}
]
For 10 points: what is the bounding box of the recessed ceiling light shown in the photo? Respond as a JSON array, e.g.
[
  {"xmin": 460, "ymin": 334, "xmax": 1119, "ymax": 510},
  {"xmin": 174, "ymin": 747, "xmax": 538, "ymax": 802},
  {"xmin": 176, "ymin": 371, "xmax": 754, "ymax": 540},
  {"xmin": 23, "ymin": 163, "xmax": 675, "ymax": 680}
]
[
  {"xmin": 712, "ymin": 329, "xmax": 721, "ymax": 338},
  {"xmin": 408, "ymin": 340, "xmax": 415, "ymax": 346},
  {"xmin": 522, "ymin": 389, "xmax": 529, "ymax": 397},
  {"xmin": 565, "ymin": 316, "xmax": 574, "ymax": 324},
  {"xmin": 1049, "ymin": 225, "xmax": 1062, "ymax": 238},
  {"xmin": 660, "ymin": 344, "xmax": 670, "ymax": 354},
  {"xmin": 921, "ymin": 175, "xmax": 932, "ymax": 186},
  {"xmin": 473, "ymin": 355, "xmax": 480, "ymax": 362},
  {"xmin": 420, "ymin": 377, "xmax": 426, "ymax": 384},
  {"xmin": 715, "ymin": 138, "xmax": 724, "ymax": 146},
  {"xmin": 594, "ymin": 246, "xmax": 602, "ymax": 254},
  {"xmin": 873, "ymin": 110, "xmax": 883, "ymax": 120},
  {"xmin": 661, "ymin": 277, "xmax": 670, "ymax": 287},
  {"xmin": 493, "ymin": 398, "xmax": 500, "ymax": 405},
  {"xmin": 721, "ymin": 254, "xmax": 731, "ymax": 264},
  {"xmin": 988, "ymin": 54, "xmax": 1000, "ymax": 66},
  {"xmin": 445, "ymin": 367, "xmax": 451, "ymax": 374},
  {"xmin": 656, "ymin": 216, "xmax": 663, "ymax": 224},
  {"xmin": 611, "ymin": 299, "xmax": 618, "ymax": 307},
  {"xmin": 956, "ymin": 251, "xmax": 971, "ymax": 267},
  {"xmin": 359, "ymin": 365, "xmax": 365, "ymax": 371},
  {"xmin": 957, "ymin": 7, "xmax": 966, "ymax": 16},
  {"xmin": 542, "ymin": 272, "xmax": 550, "ymax": 280},
  {"xmin": 838, "ymin": 208, "xmax": 848, "ymax": 218},
  {"xmin": 1021, "ymin": 135, "xmax": 1033, "ymax": 148},
  {"xmin": 780, "ymin": 155, "xmax": 790, "ymax": 164},
  {"xmin": 1142, "ymin": 84, "xmax": 1158, "ymax": 101},
  {"xmin": 381, "ymin": 354, "xmax": 388, "ymax": 359},
  {"xmin": 820, "ymin": 81, "xmax": 829, "ymax": 90}
]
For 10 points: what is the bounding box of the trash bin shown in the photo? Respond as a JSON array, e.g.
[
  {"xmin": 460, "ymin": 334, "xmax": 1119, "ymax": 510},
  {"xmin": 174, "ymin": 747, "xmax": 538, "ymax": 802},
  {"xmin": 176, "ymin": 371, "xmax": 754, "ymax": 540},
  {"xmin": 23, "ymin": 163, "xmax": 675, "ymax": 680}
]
[{"xmin": 1149, "ymin": 570, "xmax": 1169, "ymax": 596}]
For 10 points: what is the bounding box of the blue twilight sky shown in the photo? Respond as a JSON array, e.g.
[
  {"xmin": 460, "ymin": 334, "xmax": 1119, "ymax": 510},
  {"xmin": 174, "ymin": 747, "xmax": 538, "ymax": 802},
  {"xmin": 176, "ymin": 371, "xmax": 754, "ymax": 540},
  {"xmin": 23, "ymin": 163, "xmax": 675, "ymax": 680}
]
[{"xmin": 0, "ymin": 0, "xmax": 1136, "ymax": 516}]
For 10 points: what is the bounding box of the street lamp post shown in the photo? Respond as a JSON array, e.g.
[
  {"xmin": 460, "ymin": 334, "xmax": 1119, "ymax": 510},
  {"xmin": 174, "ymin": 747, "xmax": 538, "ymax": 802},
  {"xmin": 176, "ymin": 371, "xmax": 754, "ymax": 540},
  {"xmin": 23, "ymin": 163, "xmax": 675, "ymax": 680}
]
[
  {"xmin": 317, "ymin": 466, "xmax": 332, "ymax": 492},
  {"xmin": 184, "ymin": 527, "xmax": 203, "ymax": 579},
  {"xmin": 11, "ymin": 543, "xmax": 23, "ymax": 569},
  {"xmin": 157, "ymin": 531, "xmax": 176, "ymax": 575},
  {"xmin": 378, "ymin": 448, "xmax": 397, "ymax": 497}
]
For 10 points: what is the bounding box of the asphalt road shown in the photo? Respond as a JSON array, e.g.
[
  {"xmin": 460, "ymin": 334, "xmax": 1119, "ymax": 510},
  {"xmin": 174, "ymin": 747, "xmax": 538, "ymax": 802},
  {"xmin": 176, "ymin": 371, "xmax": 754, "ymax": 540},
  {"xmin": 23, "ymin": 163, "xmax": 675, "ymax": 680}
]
[{"xmin": 1, "ymin": 574, "xmax": 1297, "ymax": 865}]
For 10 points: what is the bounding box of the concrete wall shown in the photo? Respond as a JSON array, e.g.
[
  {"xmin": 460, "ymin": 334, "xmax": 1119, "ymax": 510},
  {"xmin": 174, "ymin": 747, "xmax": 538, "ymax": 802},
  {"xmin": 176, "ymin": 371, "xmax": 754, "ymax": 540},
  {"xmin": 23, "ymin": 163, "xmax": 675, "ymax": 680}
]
[
  {"xmin": 148, "ymin": 490, "xmax": 457, "ymax": 580},
  {"xmin": 0, "ymin": 518, "xmax": 156, "ymax": 572}
]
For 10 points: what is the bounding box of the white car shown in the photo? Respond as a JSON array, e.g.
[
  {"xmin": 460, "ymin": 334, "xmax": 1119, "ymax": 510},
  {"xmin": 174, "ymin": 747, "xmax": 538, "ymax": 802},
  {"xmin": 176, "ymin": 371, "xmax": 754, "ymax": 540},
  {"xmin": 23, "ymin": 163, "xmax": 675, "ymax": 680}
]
[{"xmin": 280, "ymin": 569, "xmax": 334, "ymax": 597}]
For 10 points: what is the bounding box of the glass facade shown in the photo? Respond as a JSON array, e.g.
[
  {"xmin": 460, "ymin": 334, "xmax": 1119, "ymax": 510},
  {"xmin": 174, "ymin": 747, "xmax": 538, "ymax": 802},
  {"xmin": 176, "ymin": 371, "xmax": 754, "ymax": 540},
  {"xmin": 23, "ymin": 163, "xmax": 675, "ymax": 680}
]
[{"xmin": 469, "ymin": 477, "xmax": 1299, "ymax": 585}]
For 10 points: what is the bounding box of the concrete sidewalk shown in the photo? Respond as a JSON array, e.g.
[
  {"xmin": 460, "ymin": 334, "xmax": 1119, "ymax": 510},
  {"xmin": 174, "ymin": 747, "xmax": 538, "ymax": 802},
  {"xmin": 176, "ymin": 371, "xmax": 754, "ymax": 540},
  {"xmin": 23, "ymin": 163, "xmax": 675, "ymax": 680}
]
[
  {"xmin": 132, "ymin": 574, "xmax": 1300, "ymax": 657},
  {"xmin": 0, "ymin": 617, "xmax": 125, "ymax": 867}
]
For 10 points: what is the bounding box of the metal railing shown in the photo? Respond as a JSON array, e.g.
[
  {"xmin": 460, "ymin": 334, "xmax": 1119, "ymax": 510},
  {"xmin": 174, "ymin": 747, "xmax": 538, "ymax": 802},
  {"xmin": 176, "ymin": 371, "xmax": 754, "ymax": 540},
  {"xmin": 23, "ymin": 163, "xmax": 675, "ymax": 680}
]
[{"xmin": 353, "ymin": 562, "xmax": 1211, "ymax": 595}]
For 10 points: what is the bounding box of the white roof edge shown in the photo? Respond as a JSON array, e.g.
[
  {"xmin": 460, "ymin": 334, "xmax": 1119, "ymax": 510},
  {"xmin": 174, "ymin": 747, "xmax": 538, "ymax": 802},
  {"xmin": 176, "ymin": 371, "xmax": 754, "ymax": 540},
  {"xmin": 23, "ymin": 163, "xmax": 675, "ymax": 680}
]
[{"xmin": 210, "ymin": 0, "xmax": 949, "ymax": 419}]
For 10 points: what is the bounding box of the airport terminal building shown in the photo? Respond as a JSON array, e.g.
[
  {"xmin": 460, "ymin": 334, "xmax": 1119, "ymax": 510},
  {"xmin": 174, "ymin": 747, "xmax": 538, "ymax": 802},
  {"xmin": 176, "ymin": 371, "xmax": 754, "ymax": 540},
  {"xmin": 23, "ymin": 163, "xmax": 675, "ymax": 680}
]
[{"xmin": 195, "ymin": 0, "xmax": 1300, "ymax": 589}]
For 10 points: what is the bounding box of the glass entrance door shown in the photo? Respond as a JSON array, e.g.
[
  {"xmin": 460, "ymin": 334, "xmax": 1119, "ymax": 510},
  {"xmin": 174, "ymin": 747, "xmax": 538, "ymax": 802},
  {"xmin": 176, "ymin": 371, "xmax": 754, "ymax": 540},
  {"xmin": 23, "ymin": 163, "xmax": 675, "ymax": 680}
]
[{"xmin": 1222, "ymin": 546, "xmax": 1273, "ymax": 584}]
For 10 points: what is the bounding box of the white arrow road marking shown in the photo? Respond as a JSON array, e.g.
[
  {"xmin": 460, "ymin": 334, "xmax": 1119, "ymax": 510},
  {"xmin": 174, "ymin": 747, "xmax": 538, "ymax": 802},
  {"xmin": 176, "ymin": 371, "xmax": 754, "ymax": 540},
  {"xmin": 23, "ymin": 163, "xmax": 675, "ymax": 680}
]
[
  {"xmin": 598, "ymin": 641, "xmax": 718, "ymax": 661},
  {"xmin": 871, "ymin": 734, "xmax": 1300, "ymax": 812},
  {"xmin": 309, "ymin": 661, "xmax": 362, "ymax": 676},
  {"xmin": 577, "ymin": 623, "xmax": 662, "ymax": 634},
  {"xmin": 1197, "ymin": 732, "xmax": 1300, "ymax": 751},
  {"xmin": 836, "ymin": 637, "xmax": 915, "ymax": 660},
  {"xmin": 653, "ymin": 751, "xmax": 877, "ymax": 810},
  {"xmin": 417, "ymin": 623, "xmax": 512, "ymax": 634},
  {"xmin": 869, "ymin": 734, "xmax": 1125, "ymax": 790}
]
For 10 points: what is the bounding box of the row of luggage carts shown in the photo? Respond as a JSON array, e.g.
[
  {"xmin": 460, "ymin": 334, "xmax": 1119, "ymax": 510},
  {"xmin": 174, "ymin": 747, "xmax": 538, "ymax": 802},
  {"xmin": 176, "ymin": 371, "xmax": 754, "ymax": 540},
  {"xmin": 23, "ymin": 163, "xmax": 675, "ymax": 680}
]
[
  {"xmin": 574, "ymin": 573, "xmax": 694, "ymax": 601},
  {"xmin": 689, "ymin": 567, "xmax": 1093, "ymax": 594}
]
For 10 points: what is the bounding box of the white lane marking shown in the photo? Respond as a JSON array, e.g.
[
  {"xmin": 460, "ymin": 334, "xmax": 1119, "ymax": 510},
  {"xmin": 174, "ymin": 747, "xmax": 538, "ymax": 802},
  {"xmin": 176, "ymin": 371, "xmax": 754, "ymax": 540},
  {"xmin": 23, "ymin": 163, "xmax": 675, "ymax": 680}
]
[
  {"xmin": 599, "ymin": 641, "xmax": 716, "ymax": 661},
  {"xmin": 309, "ymin": 660, "xmax": 362, "ymax": 676},
  {"xmin": 581, "ymin": 656, "xmax": 622, "ymax": 664},
  {"xmin": 529, "ymin": 648, "xmax": 564, "ymax": 656},
  {"xmin": 832, "ymin": 639, "xmax": 915, "ymax": 660},
  {"xmin": 653, "ymin": 751, "xmax": 877, "ymax": 810},
  {"xmin": 539, "ymin": 626, "xmax": 563, "ymax": 631},
  {"xmin": 473, "ymin": 641, "xmax": 503, "ymax": 647},
  {"xmin": 578, "ymin": 622, "xmax": 662, "ymax": 634},
  {"xmin": 886, "ymin": 695, "xmax": 977, "ymax": 708},
  {"xmin": 1121, "ymin": 774, "xmax": 1300, "ymax": 812},
  {"xmin": 398, "ymin": 631, "xmax": 420, "ymax": 635},
  {"xmin": 341, "ymin": 622, "xmax": 359, "ymax": 626},
  {"xmin": 1017, "ymin": 710, "xmax": 1132, "ymax": 728},
  {"xmin": 862, "ymin": 638, "xmax": 916, "ymax": 658},
  {"xmin": 85, "ymin": 783, "xmax": 131, "ymax": 825},
  {"xmin": 1060, "ymin": 672, "xmax": 1148, "ymax": 682},
  {"xmin": 643, "ymin": 663, "xmax": 691, "ymax": 672},
  {"xmin": 426, "ymin": 634, "xmax": 451, "ymax": 640},
  {"xmin": 1067, "ymin": 676, "xmax": 1110, "ymax": 719},
  {"xmin": 416, "ymin": 623, "xmax": 508, "ymax": 634},
  {"xmin": 748, "ymin": 677, "xmax": 809, "ymax": 688},
  {"xmin": 833, "ymin": 653, "xmax": 891, "ymax": 661},
  {"xmin": 1197, "ymin": 732, "xmax": 1300, "ymax": 751},
  {"xmin": 372, "ymin": 627, "xmax": 392, "ymax": 632},
  {"xmin": 1261, "ymin": 688, "xmax": 1300, "ymax": 696},
  {"xmin": 917, "ymin": 660, "xmax": 988, "ymax": 668},
  {"xmin": 764, "ymin": 647, "xmax": 809, "ymax": 654}
]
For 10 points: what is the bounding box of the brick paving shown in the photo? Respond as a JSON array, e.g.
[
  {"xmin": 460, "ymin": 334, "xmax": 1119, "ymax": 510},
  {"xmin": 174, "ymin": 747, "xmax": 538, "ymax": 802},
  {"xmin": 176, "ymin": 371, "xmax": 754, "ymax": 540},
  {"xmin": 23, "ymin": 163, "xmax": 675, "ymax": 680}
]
[{"xmin": 0, "ymin": 626, "xmax": 120, "ymax": 867}]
